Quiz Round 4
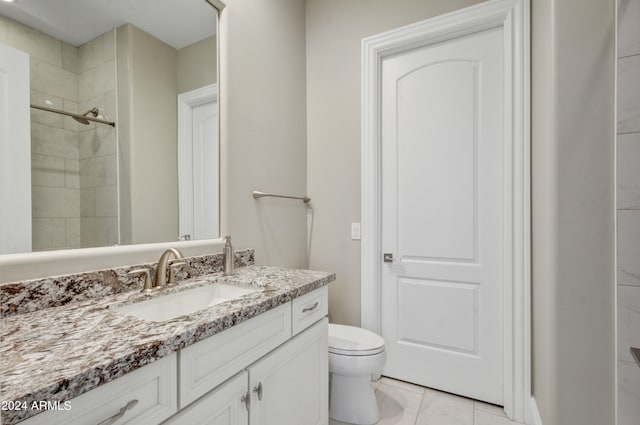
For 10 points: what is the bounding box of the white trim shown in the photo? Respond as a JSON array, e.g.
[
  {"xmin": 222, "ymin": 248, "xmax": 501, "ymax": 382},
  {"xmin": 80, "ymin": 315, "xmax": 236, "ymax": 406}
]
[
  {"xmin": 177, "ymin": 84, "xmax": 219, "ymax": 240},
  {"xmin": 0, "ymin": 43, "xmax": 31, "ymax": 255},
  {"xmin": 360, "ymin": 0, "xmax": 530, "ymax": 422},
  {"xmin": 528, "ymin": 397, "xmax": 544, "ymax": 425}
]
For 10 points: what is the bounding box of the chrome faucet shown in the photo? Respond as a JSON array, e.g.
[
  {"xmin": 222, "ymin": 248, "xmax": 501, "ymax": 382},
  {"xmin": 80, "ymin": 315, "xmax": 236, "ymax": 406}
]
[{"xmin": 155, "ymin": 248, "xmax": 185, "ymax": 288}]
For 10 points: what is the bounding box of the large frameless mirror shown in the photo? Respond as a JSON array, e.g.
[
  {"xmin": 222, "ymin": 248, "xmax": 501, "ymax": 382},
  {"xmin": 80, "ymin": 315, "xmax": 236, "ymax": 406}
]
[{"xmin": 0, "ymin": 0, "xmax": 219, "ymax": 255}]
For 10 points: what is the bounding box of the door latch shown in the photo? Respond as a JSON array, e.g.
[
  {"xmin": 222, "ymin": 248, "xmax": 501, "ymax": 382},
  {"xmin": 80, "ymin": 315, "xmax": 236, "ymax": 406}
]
[{"xmin": 383, "ymin": 253, "xmax": 394, "ymax": 263}]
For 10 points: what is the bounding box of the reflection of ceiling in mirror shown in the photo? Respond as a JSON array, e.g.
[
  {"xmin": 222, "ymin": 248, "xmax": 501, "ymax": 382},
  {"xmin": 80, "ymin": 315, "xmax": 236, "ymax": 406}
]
[{"xmin": 0, "ymin": 0, "xmax": 216, "ymax": 48}]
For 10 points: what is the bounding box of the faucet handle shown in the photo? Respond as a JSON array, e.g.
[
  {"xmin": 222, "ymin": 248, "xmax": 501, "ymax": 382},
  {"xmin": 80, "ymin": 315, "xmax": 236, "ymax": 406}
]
[
  {"xmin": 168, "ymin": 261, "xmax": 187, "ymax": 285},
  {"xmin": 128, "ymin": 268, "xmax": 153, "ymax": 293}
]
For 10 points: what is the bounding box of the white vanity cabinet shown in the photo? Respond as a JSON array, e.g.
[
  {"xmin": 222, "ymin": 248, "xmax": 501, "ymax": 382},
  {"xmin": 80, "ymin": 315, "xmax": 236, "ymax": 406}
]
[
  {"xmin": 248, "ymin": 318, "xmax": 328, "ymax": 425},
  {"xmin": 17, "ymin": 286, "xmax": 328, "ymax": 425},
  {"xmin": 170, "ymin": 286, "xmax": 328, "ymax": 425},
  {"xmin": 162, "ymin": 371, "xmax": 249, "ymax": 425},
  {"xmin": 20, "ymin": 353, "xmax": 178, "ymax": 425}
]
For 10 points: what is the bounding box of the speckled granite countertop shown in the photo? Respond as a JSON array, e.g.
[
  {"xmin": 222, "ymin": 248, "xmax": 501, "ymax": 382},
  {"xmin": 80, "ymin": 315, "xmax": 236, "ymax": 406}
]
[{"xmin": 0, "ymin": 266, "xmax": 335, "ymax": 424}]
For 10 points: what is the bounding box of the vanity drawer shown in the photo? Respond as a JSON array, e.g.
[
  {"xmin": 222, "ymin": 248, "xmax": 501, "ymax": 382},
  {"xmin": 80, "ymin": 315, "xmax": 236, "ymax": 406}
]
[
  {"xmin": 178, "ymin": 303, "xmax": 291, "ymax": 408},
  {"xmin": 21, "ymin": 353, "xmax": 177, "ymax": 425},
  {"xmin": 291, "ymin": 286, "xmax": 328, "ymax": 335}
]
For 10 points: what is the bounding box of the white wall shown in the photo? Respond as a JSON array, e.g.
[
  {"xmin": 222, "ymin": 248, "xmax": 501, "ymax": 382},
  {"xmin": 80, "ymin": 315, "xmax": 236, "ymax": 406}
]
[
  {"xmin": 617, "ymin": 0, "xmax": 640, "ymax": 423},
  {"xmin": 531, "ymin": 0, "xmax": 616, "ymax": 424},
  {"xmin": 219, "ymin": 0, "xmax": 308, "ymax": 268}
]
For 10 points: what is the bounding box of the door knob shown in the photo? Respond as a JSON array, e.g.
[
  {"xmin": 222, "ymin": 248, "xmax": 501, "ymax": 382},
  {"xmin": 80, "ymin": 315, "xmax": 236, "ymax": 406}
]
[{"xmin": 383, "ymin": 253, "xmax": 394, "ymax": 262}]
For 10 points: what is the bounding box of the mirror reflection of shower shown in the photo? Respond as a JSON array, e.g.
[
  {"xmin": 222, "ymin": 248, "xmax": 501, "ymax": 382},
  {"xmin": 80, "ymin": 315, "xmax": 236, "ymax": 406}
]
[{"xmin": 74, "ymin": 107, "xmax": 99, "ymax": 125}]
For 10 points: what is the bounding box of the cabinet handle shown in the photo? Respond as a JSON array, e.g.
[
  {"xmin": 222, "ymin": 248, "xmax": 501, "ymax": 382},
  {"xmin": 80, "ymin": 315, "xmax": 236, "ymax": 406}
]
[
  {"xmin": 302, "ymin": 302, "xmax": 319, "ymax": 313},
  {"xmin": 253, "ymin": 382, "xmax": 263, "ymax": 400},
  {"xmin": 241, "ymin": 391, "xmax": 250, "ymax": 411},
  {"xmin": 96, "ymin": 399, "xmax": 138, "ymax": 425}
]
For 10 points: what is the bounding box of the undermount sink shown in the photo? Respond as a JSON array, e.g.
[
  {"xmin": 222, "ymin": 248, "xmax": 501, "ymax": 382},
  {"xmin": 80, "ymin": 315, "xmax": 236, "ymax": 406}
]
[{"xmin": 115, "ymin": 283, "xmax": 259, "ymax": 322}]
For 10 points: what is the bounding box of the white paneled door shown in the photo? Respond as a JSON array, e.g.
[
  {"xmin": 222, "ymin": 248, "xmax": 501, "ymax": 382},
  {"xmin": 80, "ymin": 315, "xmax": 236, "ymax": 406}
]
[
  {"xmin": 380, "ymin": 27, "xmax": 505, "ymax": 404},
  {"xmin": 191, "ymin": 100, "xmax": 219, "ymax": 240}
]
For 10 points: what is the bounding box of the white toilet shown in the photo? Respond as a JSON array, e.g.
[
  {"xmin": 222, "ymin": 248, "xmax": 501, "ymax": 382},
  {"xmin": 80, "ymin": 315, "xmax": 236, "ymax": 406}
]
[{"xmin": 328, "ymin": 324, "xmax": 386, "ymax": 425}]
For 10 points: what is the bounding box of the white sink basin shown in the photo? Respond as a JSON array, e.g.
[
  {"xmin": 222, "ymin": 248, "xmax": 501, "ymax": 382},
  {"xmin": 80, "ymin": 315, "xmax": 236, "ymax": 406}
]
[{"xmin": 115, "ymin": 283, "xmax": 259, "ymax": 322}]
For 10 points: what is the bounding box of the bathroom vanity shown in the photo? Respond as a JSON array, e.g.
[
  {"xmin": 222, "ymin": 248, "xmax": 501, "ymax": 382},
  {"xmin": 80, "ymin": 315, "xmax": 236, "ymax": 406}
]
[{"xmin": 0, "ymin": 254, "xmax": 334, "ymax": 425}]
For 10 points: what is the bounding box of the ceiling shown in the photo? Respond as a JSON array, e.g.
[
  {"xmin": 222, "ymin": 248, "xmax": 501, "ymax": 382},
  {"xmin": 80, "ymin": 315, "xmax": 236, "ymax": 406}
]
[{"xmin": 0, "ymin": 0, "xmax": 217, "ymax": 49}]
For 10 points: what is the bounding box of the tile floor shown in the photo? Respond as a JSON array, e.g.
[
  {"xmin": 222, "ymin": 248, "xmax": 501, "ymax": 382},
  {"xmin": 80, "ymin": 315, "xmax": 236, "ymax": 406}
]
[{"xmin": 330, "ymin": 377, "xmax": 525, "ymax": 425}]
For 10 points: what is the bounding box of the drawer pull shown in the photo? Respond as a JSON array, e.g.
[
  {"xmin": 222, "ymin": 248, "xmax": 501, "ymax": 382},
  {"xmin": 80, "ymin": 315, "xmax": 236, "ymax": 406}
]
[
  {"xmin": 253, "ymin": 382, "xmax": 263, "ymax": 400},
  {"xmin": 302, "ymin": 302, "xmax": 319, "ymax": 313},
  {"xmin": 97, "ymin": 399, "xmax": 138, "ymax": 425}
]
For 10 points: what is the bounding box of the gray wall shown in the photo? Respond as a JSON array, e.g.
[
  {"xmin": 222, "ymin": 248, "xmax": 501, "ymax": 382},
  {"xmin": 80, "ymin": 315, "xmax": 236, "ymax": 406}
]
[
  {"xmin": 177, "ymin": 35, "xmax": 217, "ymax": 94},
  {"xmin": 617, "ymin": 0, "xmax": 640, "ymax": 423},
  {"xmin": 116, "ymin": 24, "xmax": 179, "ymax": 245},
  {"xmin": 531, "ymin": 0, "xmax": 615, "ymax": 424},
  {"xmin": 305, "ymin": 0, "xmax": 483, "ymax": 327},
  {"xmin": 219, "ymin": 0, "xmax": 308, "ymax": 268}
]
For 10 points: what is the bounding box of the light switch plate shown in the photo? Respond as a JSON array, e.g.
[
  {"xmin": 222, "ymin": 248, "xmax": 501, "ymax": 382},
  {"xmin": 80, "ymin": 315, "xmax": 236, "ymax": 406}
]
[{"xmin": 351, "ymin": 223, "xmax": 361, "ymax": 240}]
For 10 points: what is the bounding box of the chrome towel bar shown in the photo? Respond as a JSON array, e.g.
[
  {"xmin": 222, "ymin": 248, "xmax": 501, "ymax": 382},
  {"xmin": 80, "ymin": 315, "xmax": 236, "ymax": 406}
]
[{"xmin": 252, "ymin": 190, "xmax": 311, "ymax": 203}]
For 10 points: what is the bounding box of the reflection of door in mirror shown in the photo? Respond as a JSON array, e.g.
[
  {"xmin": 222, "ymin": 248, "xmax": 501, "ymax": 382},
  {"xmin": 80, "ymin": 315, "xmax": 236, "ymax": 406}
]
[
  {"xmin": 178, "ymin": 84, "xmax": 220, "ymax": 242},
  {"xmin": 0, "ymin": 0, "xmax": 218, "ymax": 254}
]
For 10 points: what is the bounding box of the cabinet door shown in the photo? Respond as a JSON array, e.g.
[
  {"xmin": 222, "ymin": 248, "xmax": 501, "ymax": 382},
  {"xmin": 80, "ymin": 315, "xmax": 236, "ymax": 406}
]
[
  {"xmin": 249, "ymin": 319, "xmax": 328, "ymax": 425},
  {"xmin": 163, "ymin": 371, "xmax": 248, "ymax": 425}
]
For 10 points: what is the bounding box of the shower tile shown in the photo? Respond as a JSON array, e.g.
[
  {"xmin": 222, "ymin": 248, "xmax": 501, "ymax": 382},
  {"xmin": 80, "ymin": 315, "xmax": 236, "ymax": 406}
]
[
  {"xmin": 103, "ymin": 30, "xmax": 116, "ymax": 62},
  {"xmin": 415, "ymin": 387, "xmax": 473, "ymax": 425},
  {"xmin": 30, "ymin": 58, "xmax": 78, "ymax": 101},
  {"xmin": 31, "ymin": 123, "xmax": 79, "ymax": 159},
  {"xmin": 64, "ymin": 159, "xmax": 80, "ymax": 189},
  {"xmin": 32, "ymin": 187, "xmax": 80, "ymax": 219},
  {"xmin": 66, "ymin": 218, "xmax": 81, "ymax": 249},
  {"xmin": 619, "ymin": 0, "xmax": 640, "ymax": 58},
  {"xmin": 30, "ymin": 91, "xmax": 64, "ymax": 128},
  {"xmin": 0, "ymin": 16, "xmax": 62, "ymax": 67},
  {"xmin": 80, "ymin": 188, "xmax": 97, "ymax": 218},
  {"xmin": 618, "ymin": 361, "xmax": 640, "ymax": 425},
  {"xmin": 618, "ymin": 55, "xmax": 640, "ymax": 134},
  {"xmin": 63, "ymin": 100, "xmax": 80, "ymax": 132},
  {"xmin": 94, "ymin": 59, "xmax": 116, "ymax": 94},
  {"xmin": 95, "ymin": 186, "xmax": 118, "ymax": 218},
  {"xmin": 78, "ymin": 35, "xmax": 104, "ymax": 73},
  {"xmin": 618, "ymin": 286, "xmax": 640, "ymax": 363},
  {"xmin": 80, "ymin": 218, "xmax": 97, "ymax": 247},
  {"xmin": 32, "ymin": 218, "xmax": 67, "ymax": 251},
  {"xmin": 31, "ymin": 154, "xmax": 65, "ymax": 188},
  {"xmin": 618, "ymin": 210, "xmax": 640, "ymax": 286},
  {"xmin": 617, "ymin": 132, "xmax": 640, "ymax": 209},
  {"xmin": 62, "ymin": 42, "xmax": 78, "ymax": 74},
  {"xmin": 78, "ymin": 69, "xmax": 95, "ymax": 103}
]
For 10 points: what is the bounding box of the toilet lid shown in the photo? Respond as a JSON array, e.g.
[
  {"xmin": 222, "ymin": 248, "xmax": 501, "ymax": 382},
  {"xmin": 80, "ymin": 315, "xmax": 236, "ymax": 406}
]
[{"xmin": 328, "ymin": 324, "xmax": 385, "ymax": 356}]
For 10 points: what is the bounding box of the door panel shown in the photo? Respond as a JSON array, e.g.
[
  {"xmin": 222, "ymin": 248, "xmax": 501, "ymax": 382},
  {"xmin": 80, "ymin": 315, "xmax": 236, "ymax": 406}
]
[
  {"xmin": 249, "ymin": 319, "xmax": 328, "ymax": 425},
  {"xmin": 192, "ymin": 101, "xmax": 219, "ymax": 240},
  {"xmin": 381, "ymin": 28, "xmax": 504, "ymax": 404}
]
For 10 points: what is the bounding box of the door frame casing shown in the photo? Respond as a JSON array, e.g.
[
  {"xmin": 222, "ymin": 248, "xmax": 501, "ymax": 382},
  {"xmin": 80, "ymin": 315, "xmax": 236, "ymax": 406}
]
[
  {"xmin": 177, "ymin": 83, "xmax": 219, "ymax": 240},
  {"xmin": 360, "ymin": 0, "xmax": 530, "ymax": 421}
]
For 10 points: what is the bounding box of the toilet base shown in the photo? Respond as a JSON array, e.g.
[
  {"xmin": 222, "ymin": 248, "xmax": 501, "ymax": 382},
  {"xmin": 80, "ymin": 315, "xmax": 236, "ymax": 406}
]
[{"xmin": 329, "ymin": 374, "xmax": 379, "ymax": 425}]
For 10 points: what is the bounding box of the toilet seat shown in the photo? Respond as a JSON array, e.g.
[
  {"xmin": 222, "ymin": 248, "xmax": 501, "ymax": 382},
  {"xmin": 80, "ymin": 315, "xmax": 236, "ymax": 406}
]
[{"xmin": 328, "ymin": 324, "xmax": 385, "ymax": 356}]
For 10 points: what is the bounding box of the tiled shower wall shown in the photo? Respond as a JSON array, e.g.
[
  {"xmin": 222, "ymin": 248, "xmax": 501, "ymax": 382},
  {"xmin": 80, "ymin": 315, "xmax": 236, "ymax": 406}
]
[
  {"xmin": 77, "ymin": 32, "xmax": 118, "ymax": 248},
  {"xmin": 617, "ymin": 1, "xmax": 640, "ymax": 424},
  {"xmin": 0, "ymin": 16, "xmax": 82, "ymax": 251},
  {"xmin": 0, "ymin": 17, "xmax": 118, "ymax": 250}
]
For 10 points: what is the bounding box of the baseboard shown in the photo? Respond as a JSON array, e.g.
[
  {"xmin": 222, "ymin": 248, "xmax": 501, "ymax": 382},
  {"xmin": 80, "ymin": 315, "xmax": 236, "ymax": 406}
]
[{"xmin": 528, "ymin": 397, "xmax": 543, "ymax": 425}]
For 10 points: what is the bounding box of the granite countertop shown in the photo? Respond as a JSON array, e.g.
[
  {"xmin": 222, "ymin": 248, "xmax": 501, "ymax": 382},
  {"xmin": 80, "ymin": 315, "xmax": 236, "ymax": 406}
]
[{"xmin": 0, "ymin": 265, "xmax": 335, "ymax": 424}]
